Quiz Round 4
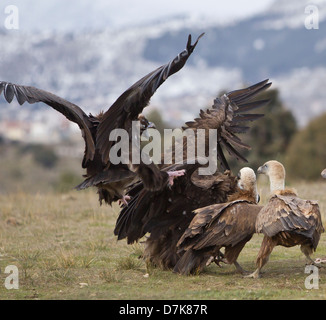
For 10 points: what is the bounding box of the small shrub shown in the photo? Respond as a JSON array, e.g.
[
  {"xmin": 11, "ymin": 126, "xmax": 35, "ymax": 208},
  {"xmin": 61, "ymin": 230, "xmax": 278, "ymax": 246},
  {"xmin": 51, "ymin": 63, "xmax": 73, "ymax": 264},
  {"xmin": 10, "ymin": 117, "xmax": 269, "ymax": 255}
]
[{"xmin": 116, "ymin": 256, "xmax": 142, "ymax": 270}]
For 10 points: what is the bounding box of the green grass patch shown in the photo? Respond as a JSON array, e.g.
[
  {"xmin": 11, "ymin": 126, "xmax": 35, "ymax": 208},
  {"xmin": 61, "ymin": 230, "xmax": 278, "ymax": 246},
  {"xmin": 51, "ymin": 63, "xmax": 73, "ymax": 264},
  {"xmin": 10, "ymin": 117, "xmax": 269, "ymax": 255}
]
[{"xmin": 0, "ymin": 186, "xmax": 325, "ymax": 300}]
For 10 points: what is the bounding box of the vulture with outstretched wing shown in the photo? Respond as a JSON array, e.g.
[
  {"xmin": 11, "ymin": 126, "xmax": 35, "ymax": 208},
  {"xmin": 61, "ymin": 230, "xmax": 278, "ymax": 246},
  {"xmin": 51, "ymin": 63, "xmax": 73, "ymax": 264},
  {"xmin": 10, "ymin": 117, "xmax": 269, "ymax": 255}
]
[
  {"xmin": 114, "ymin": 79, "xmax": 272, "ymax": 269},
  {"xmin": 246, "ymin": 160, "xmax": 324, "ymax": 278},
  {"xmin": 174, "ymin": 167, "xmax": 262, "ymax": 275},
  {"xmin": 0, "ymin": 33, "xmax": 204, "ymax": 205}
]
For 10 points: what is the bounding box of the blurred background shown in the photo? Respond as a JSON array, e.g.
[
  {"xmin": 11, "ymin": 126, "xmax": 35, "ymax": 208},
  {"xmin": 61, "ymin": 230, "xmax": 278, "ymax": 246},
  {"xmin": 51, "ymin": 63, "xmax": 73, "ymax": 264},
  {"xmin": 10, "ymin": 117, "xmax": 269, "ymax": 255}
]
[{"xmin": 0, "ymin": 0, "xmax": 326, "ymax": 193}]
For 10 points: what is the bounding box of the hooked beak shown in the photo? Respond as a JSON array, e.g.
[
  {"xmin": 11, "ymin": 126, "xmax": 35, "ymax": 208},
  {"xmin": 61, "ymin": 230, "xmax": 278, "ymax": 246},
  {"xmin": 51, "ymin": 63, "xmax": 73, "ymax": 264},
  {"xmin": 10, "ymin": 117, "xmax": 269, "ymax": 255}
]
[
  {"xmin": 147, "ymin": 121, "xmax": 156, "ymax": 129},
  {"xmin": 142, "ymin": 122, "xmax": 156, "ymax": 139},
  {"xmin": 256, "ymin": 194, "xmax": 260, "ymax": 204},
  {"xmin": 257, "ymin": 166, "xmax": 264, "ymax": 174}
]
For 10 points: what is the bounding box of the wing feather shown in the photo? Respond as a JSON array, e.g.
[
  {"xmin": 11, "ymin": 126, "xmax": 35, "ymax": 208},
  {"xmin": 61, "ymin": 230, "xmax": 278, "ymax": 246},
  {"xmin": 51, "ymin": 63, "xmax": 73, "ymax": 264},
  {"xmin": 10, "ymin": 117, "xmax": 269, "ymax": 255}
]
[
  {"xmin": 183, "ymin": 79, "xmax": 272, "ymax": 170},
  {"xmin": 96, "ymin": 33, "xmax": 204, "ymax": 164},
  {"xmin": 256, "ymin": 194, "xmax": 324, "ymax": 242},
  {"xmin": 177, "ymin": 201, "xmax": 262, "ymax": 251},
  {"xmin": 0, "ymin": 81, "xmax": 95, "ymax": 164}
]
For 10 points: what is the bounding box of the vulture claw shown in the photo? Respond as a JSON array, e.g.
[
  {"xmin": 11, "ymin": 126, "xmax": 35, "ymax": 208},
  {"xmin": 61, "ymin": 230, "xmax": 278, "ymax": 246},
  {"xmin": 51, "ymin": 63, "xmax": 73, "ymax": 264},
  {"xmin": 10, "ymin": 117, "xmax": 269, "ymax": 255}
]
[
  {"xmin": 212, "ymin": 251, "xmax": 227, "ymax": 268},
  {"xmin": 244, "ymin": 270, "xmax": 262, "ymax": 279},
  {"xmin": 214, "ymin": 257, "xmax": 227, "ymax": 268},
  {"xmin": 118, "ymin": 195, "xmax": 131, "ymax": 207},
  {"xmin": 314, "ymin": 257, "xmax": 326, "ymax": 265},
  {"xmin": 167, "ymin": 169, "xmax": 186, "ymax": 186}
]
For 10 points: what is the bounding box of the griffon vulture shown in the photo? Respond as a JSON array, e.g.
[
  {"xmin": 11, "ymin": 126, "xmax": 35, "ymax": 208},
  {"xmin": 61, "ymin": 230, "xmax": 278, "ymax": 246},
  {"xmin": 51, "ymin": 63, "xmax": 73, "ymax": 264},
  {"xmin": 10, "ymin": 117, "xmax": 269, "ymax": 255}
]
[
  {"xmin": 246, "ymin": 160, "xmax": 324, "ymax": 278},
  {"xmin": 174, "ymin": 167, "xmax": 262, "ymax": 275},
  {"xmin": 114, "ymin": 79, "xmax": 272, "ymax": 269},
  {"xmin": 0, "ymin": 34, "xmax": 204, "ymax": 205}
]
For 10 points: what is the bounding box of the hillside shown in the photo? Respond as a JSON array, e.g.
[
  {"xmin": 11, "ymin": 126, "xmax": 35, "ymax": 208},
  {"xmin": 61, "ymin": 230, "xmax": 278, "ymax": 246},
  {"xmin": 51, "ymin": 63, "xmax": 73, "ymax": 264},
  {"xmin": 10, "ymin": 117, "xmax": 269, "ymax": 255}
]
[{"xmin": 0, "ymin": 0, "xmax": 325, "ymax": 144}]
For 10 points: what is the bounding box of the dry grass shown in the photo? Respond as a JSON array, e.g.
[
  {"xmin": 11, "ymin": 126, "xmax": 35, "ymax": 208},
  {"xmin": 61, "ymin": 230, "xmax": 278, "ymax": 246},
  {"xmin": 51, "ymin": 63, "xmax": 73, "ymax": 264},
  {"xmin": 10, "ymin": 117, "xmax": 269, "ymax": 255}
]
[{"xmin": 0, "ymin": 182, "xmax": 325, "ymax": 300}]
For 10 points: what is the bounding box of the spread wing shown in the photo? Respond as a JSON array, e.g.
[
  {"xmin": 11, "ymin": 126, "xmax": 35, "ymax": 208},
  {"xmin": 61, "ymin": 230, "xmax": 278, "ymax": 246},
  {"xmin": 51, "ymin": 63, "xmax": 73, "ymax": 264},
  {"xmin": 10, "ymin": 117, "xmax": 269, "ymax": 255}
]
[
  {"xmin": 256, "ymin": 194, "xmax": 324, "ymax": 244},
  {"xmin": 183, "ymin": 79, "xmax": 271, "ymax": 170},
  {"xmin": 113, "ymin": 80, "xmax": 271, "ymax": 269},
  {"xmin": 96, "ymin": 33, "xmax": 204, "ymax": 164},
  {"xmin": 0, "ymin": 82, "xmax": 95, "ymax": 165}
]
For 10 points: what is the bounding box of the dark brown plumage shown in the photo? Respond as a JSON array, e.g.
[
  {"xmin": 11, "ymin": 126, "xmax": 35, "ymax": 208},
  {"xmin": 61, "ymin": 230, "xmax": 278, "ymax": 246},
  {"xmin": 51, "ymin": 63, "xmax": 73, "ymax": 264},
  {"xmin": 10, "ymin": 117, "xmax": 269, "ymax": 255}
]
[
  {"xmin": 114, "ymin": 80, "xmax": 272, "ymax": 269},
  {"xmin": 246, "ymin": 161, "xmax": 325, "ymax": 278},
  {"xmin": 174, "ymin": 167, "xmax": 262, "ymax": 275},
  {"xmin": 168, "ymin": 80, "xmax": 271, "ymax": 169},
  {"xmin": 0, "ymin": 33, "xmax": 204, "ymax": 205}
]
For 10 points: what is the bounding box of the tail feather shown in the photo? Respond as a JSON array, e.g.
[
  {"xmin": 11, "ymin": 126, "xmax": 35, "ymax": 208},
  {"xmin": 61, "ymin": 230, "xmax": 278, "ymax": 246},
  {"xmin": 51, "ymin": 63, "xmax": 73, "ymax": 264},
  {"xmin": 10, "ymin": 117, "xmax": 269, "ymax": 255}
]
[{"xmin": 173, "ymin": 249, "xmax": 210, "ymax": 275}]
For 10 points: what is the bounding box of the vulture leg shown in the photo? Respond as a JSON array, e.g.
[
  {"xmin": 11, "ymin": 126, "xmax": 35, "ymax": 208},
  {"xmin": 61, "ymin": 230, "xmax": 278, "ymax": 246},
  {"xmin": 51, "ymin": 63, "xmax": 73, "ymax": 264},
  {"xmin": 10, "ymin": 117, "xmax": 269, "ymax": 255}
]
[
  {"xmin": 300, "ymin": 244, "xmax": 315, "ymax": 265},
  {"xmin": 224, "ymin": 241, "xmax": 249, "ymax": 274},
  {"xmin": 233, "ymin": 261, "xmax": 248, "ymax": 275},
  {"xmin": 167, "ymin": 169, "xmax": 186, "ymax": 186},
  {"xmin": 245, "ymin": 235, "xmax": 276, "ymax": 279}
]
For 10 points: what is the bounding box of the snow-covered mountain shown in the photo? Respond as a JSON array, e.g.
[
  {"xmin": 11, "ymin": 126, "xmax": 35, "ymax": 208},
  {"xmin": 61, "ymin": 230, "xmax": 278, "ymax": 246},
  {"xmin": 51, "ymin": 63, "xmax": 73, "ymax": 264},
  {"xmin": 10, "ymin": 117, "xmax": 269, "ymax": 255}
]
[{"xmin": 0, "ymin": 0, "xmax": 325, "ymax": 144}]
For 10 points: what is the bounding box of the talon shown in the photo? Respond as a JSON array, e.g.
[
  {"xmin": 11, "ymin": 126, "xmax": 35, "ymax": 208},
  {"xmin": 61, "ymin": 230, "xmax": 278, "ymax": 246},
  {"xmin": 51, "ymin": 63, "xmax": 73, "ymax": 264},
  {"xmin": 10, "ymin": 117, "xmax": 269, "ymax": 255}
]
[
  {"xmin": 214, "ymin": 256, "xmax": 227, "ymax": 268},
  {"xmin": 314, "ymin": 257, "xmax": 326, "ymax": 265},
  {"xmin": 167, "ymin": 169, "xmax": 186, "ymax": 186},
  {"xmin": 244, "ymin": 269, "xmax": 261, "ymax": 279},
  {"xmin": 118, "ymin": 195, "xmax": 131, "ymax": 206}
]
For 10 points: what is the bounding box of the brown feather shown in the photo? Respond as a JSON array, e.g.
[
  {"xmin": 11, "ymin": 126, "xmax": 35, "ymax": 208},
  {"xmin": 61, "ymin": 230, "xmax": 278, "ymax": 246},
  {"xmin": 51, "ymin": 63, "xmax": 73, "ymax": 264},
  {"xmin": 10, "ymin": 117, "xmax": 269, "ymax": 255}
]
[
  {"xmin": 250, "ymin": 192, "xmax": 325, "ymax": 278},
  {"xmin": 114, "ymin": 80, "xmax": 272, "ymax": 269},
  {"xmin": 168, "ymin": 79, "xmax": 272, "ymax": 170},
  {"xmin": 174, "ymin": 199, "xmax": 262, "ymax": 274},
  {"xmin": 114, "ymin": 165, "xmax": 238, "ymax": 269},
  {"xmin": 255, "ymin": 193, "xmax": 324, "ymax": 245},
  {"xmin": 96, "ymin": 33, "xmax": 204, "ymax": 165},
  {"xmin": 0, "ymin": 34, "xmax": 205, "ymax": 206}
]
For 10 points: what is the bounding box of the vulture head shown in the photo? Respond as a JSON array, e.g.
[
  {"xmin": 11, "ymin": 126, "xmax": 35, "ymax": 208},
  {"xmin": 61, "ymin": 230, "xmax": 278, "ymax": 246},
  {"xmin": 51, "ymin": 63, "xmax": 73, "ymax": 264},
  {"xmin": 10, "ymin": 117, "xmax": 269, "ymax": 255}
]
[
  {"xmin": 138, "ymin": 114, "xmax": 155, "ymax": 138},
  {"xmin": 257, "ymin": 160, "xmax": 286, "ymax": 193},
  {"xmin": 237, "ymin": 167, "xmax": 260, "ymax": 204},
  {"xmin": 138, "ymin": 114, "xmax": 155, "ymax": 130},
  {"xmin": 321, "ymin": 169, "xmax": 326, "ymax": 179}
]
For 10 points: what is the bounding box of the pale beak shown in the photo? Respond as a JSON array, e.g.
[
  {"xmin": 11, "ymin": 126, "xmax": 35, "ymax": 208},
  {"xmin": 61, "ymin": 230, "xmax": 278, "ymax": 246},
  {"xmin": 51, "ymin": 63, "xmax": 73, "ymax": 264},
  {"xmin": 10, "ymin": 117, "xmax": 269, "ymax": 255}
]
[
  {"xmin": 256, "ymin": 194, "xmax": 260, "ymax": 203},
  {"xmin": 257, "ymin": 166, "xmax": 263, "ymax": 174},
  {"xmin": 147, "ymin": 121, "xmax": 156, "ymax": 129}
]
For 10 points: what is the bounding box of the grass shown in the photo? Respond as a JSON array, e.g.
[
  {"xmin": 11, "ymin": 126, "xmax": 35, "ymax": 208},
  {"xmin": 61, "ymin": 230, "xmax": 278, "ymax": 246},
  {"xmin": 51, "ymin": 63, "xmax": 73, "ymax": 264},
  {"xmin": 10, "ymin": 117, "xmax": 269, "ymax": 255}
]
[{"xmin": 0, "ymin": 182, "xmax": 325, "ymax": 300}]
